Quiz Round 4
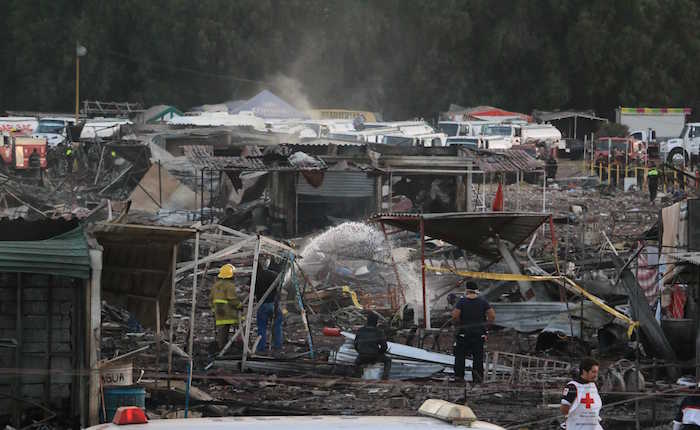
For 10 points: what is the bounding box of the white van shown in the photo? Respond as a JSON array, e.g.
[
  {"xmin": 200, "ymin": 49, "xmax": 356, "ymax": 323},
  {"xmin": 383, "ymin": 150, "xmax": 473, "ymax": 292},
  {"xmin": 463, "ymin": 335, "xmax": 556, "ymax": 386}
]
[{"xmin": 90, "ymin": 400, "xmax": 506, "ymax": 430}]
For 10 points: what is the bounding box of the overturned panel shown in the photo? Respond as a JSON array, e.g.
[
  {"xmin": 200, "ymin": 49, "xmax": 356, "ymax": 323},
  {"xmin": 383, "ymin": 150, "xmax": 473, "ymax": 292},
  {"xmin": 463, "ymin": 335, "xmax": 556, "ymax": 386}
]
[{"xmin": 372, "ymin": 212, "xmax": 549, "ymax": 261}]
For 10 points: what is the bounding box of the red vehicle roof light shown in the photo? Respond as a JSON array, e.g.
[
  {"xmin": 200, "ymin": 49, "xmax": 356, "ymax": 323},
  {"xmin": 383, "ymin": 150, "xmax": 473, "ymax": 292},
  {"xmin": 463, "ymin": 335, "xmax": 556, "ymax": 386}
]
[{"xmin": 112, "ymin": 407, "xmax": 148, "ymax": 425}]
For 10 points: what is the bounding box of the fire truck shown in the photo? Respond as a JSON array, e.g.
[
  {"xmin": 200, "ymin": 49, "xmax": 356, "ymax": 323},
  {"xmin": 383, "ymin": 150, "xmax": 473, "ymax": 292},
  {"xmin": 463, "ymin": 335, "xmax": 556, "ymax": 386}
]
[{"xmin": 0, "ymin": 132, "xmax": 48, "ymax": 172}]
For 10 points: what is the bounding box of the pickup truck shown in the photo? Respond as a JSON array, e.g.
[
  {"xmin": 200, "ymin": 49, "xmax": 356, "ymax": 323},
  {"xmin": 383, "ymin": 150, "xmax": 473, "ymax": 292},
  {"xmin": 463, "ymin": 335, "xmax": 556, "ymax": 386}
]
[{"xmin": 660, "ymin": 122, "xmax": 700, "ymax": 165}]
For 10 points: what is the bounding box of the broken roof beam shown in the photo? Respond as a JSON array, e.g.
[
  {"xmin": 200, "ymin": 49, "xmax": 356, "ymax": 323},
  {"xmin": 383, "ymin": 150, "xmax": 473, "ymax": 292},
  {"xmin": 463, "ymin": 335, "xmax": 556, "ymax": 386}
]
[{"xmin": 175, "ymin": 236, "xmax": 256, "ymax": 274}]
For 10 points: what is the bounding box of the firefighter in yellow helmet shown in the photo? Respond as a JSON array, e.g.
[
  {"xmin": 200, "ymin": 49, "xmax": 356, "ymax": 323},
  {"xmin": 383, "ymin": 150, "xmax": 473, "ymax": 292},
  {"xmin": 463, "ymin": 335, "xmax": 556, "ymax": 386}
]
[{"xmin": 211, "ymin": 264, "xmax": 242, "ymax": 349}]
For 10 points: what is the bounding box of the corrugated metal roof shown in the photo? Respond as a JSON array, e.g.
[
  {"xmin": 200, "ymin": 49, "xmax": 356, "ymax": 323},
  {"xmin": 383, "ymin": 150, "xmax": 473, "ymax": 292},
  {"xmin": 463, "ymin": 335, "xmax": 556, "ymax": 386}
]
[
  {"xmin": 183, "ymin": 145, "xmax": 326, "ymax": 172},
  {"xmin": 533, "ymin": 110, "xmax": 607, "ymax": 122},
  {"xmin": 292, "ymin": 138, "xmax": 366, "ymax": 147},
  {"xmin": 0, "ymin": 227, "xmax": 90, "ymax": 279},
  {"xmin": 297, "ymin": 171, "xmax": 375, "ymax": 197},
  {"xmin": 465, "ymin": 148, "xmax": 544, "ymax": 173},
  {"xmin": 370, "ymin": 212, "xmax": 550, "ymax": 260},
  {"xmin": 667, "ymin": 251, "xmax": 700, "ymax": 266}
]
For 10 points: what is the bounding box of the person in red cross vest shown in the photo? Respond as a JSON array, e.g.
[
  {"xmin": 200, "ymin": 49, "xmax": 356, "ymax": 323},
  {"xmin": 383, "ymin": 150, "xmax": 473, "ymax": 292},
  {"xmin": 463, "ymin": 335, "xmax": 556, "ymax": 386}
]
[{"xmin": 560, "ymin": 357, "xmax": 603, "ymax": 429}]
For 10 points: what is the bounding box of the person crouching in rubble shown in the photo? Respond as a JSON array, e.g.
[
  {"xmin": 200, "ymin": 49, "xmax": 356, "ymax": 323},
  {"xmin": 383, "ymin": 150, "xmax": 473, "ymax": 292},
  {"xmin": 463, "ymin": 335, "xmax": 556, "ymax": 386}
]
[
  {"xmin": 560, "ymin": 357, "xmax": 603, "ymax": 430},
  {"xmin": 354, "ymin": 312, "xmax": 391, "ymax": 379},
  {"xmin": 211, "ymin": 264, "xmax": 242, "ymax": 350},
  {"xmin": 452, "ymin": 281, "xmax": 495, "ymax": 384},
  {"xmin": 673, "ymin": 393, "xmax": 700, "ymax": 430}
]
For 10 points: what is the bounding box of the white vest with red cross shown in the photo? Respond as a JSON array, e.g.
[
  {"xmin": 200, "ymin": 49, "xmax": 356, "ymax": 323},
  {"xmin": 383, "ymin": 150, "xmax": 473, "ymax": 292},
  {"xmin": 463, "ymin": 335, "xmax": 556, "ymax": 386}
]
[{"xmin": 565, "ymin": 380, "xmax": 603, "ymax": 430}]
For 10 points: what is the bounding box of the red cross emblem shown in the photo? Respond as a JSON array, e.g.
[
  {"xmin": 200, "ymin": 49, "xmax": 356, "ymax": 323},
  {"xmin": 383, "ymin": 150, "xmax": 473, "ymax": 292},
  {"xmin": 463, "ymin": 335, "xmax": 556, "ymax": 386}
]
[{"xmin": 581, "ymin": 393, "xmax": 595, "ymax": 409}]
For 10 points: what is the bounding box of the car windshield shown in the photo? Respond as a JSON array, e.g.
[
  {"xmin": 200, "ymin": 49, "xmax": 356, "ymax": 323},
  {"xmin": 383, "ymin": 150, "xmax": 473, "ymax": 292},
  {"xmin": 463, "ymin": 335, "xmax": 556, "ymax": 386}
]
[
  {"xmin": 438, "ymin": 123, "xmax": 459, "ymax": 137},
  {"xmin": 36, "ymin": 120, "xmax": 65, "ymax": 134},
  {"xmin": 680, "ymin": 125, "xmax": 689, "ymax": 138},
  {"xmin": 596, "ymin": 139, "xmax": 627, "ymax": 151},
  {"xmin": 383, "ymin": 135, "xmax": 414, "ymax": 146},
  {"xmin": 448, "ymin": 138, "xmax": 478, "ymax": 148},
  {"xmin": 483, "ymin": 125, "xmax": 511, "ymax": 136}
]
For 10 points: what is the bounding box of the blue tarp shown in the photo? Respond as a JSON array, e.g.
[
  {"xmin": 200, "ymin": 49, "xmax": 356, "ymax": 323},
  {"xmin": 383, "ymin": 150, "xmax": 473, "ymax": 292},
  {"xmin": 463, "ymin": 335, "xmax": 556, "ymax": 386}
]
[{"xmin": 229, "ymin": 90, "xmax": 308, "ymax": 119}]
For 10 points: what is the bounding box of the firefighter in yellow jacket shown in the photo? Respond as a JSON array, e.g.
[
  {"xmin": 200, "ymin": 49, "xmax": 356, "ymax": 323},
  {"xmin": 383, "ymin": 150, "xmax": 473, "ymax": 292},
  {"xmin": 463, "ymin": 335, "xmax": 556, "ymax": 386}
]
[{"xmin": 211, "ymin": 264, "xmax": 242, "ymax": 349}]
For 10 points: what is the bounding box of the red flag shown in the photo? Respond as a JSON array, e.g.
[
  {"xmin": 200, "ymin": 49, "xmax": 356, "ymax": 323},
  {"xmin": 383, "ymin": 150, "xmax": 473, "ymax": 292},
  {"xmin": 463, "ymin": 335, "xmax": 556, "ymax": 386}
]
[{"xmin": 492, "ymin": 182, "xmax": 504, "ymax": 211}]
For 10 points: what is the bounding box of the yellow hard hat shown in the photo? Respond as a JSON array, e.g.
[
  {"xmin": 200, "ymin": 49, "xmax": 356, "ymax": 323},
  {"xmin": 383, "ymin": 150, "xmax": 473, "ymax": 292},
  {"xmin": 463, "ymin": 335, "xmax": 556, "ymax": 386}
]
[{"xmin": 218, "ymin": 264, "xmax": 235, "ymax": 279}]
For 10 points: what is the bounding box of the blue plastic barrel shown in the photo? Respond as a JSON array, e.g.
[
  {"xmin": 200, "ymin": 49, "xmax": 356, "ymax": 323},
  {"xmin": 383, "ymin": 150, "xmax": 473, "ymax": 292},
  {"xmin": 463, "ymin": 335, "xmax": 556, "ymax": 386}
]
[{"xmin": 103, "ymin": 387, "xmax": 146, "ymax": 422}]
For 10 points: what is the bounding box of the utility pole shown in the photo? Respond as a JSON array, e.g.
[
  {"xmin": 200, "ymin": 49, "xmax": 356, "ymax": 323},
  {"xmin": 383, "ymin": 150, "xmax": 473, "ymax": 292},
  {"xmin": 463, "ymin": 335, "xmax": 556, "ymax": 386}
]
[{"xmin": 75, "ymin": 43, "xmax": 87, "ymax": 122}]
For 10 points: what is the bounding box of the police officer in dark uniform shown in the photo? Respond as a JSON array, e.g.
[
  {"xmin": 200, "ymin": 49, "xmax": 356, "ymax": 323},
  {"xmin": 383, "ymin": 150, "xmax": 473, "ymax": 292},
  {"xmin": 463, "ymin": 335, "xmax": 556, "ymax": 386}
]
[{"xmin": 452, "ymin": 281, "xmax": 495, "ymax": 383}]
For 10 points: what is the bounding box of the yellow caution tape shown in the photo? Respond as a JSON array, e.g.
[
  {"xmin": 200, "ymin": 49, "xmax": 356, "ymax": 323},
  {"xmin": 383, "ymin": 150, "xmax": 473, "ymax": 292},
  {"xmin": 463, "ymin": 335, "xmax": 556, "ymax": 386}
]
[
  {"xmin": 426, "ymin": 265, "xmax": 640, "ymax": 337},
  {"xmin": 213, "ymin": 299, "xmax": 228, "ymax": 304},
  {"xmin": 341, "ymin": 285, "xmax": 363, "ymax": 309}
]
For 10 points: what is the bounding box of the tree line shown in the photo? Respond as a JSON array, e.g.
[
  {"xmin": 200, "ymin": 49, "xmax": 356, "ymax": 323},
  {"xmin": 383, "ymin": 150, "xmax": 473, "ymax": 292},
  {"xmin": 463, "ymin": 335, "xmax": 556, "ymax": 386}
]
[{"xmin": 2, "ymin": 0, "xmax": 699, "ymax": 121}]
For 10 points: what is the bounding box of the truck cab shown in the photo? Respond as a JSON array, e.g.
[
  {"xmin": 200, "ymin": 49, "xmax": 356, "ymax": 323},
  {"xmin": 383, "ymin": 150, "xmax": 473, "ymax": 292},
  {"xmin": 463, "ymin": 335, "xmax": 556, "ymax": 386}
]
[
  {"xmin": 32, "ymin": 117, "xmax": 76, "ymax": 147},
  {"xmin": 438, "ymin": 121, "xmax": 471, "ymax": 137},
  {"xmin": 629, "ymin": 128, "xmax": 657, "ymax": 158},
  {"xmin": 594, "ymin": 137, "xmax": 642, "ymax": 165},
  {"xmin": 660, "ymin": 123, "xmax": 700, "ymax": 165},
  {"xmin": 382, "ymin": 132, "xmax": 447, "ymax": 147},
  {"xmin": 480, "ymin": 124, "xmax": 518, "ymax": 149}
]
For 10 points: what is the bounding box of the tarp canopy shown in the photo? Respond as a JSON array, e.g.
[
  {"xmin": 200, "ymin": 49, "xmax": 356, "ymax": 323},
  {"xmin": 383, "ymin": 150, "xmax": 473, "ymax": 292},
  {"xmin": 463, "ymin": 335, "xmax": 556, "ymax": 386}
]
[
  {"xmin": 371, "ymin": 212, "xmax": 549, "ymax": 260},
  {"xmin": 0, "ymin": 226, "xmax": 90, "ymax": 279},
  {"xmin": 230, "ymin": 90, "xmax": 308, "ymax": 119}
]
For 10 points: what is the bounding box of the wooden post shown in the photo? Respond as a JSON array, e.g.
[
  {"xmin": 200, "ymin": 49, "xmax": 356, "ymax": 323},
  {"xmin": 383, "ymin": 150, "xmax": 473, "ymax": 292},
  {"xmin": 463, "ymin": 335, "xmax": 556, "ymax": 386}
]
[
  {"xmin": 155, "ymin": 300, "xmax": 160, "ymax": 371},
  {"xmin": 241, "ymin": 236, "xmax": 261, "ymax": 372},
  {"xmin": 466, "ymin": 170, "xmax": 474, "ymax": 212},
  {"xmin": 87, "ymin": 249, "xmax": 102, "ymax": 426}
]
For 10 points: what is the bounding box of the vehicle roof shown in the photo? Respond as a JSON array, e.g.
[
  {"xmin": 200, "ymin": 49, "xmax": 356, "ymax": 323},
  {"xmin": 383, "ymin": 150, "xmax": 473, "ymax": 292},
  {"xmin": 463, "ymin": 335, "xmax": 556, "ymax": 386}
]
[
  {"xmin": 89, "ymin": 416, "xmax": 504, "ymax": 430},
  {"xmin": 40, "ymin": 117, "xmax": 76, "ymax": 123},
  {"xmin": 596, "ymin": 136, "xmax": 629, "ymax": 141}
]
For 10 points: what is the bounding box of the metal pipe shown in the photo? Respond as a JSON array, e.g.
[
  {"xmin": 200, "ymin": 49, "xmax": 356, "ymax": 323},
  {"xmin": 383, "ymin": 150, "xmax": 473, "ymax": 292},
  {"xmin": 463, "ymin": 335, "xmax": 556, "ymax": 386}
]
[
  {"xmin": 167, "ymin": 244, "xmax": 178, "ymax": 390},
  {"xmin": 542, "ymin": 169, "xmax": 546, "ymax": 213},
  {"xmin": 389, "ymin": 170, "xmax": 393, "ymax": 211},
  {"xmin": 380, "ymin": 221, "xmax": 403, "ymax": 309},
  {"xmin": 241, "ymin": 237, "xmax": 261, "ymax": 372},
  {"xmin": 420, "ymin": 218, "xmax": 429, "ymax": 328},
  {"xmin": 184, "ymin": 361, "xmax": 192, "ymax": 418},
  {"xmin": 516, "ymin": 170, "xmax": 521, "ymax": 211},
  {"xmin": 187, "ymin": 231, "xmax": 200, "ymax": 357},
  {"xmin": 158, "ymin": 160, "xmax": 162, "ymax": 205}
]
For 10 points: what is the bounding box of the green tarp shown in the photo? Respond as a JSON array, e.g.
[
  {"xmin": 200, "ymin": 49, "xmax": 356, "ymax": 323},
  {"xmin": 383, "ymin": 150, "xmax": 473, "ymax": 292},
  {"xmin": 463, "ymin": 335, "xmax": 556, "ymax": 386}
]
[{"xmin": 0, "ymin": 227, "xmax": 91, "ymax": 279}]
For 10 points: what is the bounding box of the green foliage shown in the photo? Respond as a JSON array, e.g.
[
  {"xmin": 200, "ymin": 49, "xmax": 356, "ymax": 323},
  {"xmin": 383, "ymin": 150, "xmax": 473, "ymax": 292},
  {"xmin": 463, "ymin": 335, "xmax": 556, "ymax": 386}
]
[
  {"xmin": 596, "ymin": 122, "xmax": 629, "ymax": 138},
  {"xmin": 1, "ymin": 1, "xmax": 700, "ymax": 120}
]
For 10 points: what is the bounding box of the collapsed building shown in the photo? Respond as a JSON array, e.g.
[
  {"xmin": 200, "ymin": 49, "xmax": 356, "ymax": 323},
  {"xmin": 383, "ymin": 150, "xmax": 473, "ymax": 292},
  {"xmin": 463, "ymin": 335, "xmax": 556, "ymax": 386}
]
[{"xmin": 0, "ymin": 105, "xmax": 699, "ymax": 430}]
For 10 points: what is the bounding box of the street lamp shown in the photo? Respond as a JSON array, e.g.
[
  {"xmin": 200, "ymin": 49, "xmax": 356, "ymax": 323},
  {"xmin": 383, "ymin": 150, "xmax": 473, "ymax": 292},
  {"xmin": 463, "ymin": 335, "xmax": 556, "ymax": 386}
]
[{"xmin": 75, "ymin": 43, "xmax": 87, "ymax": 122}]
